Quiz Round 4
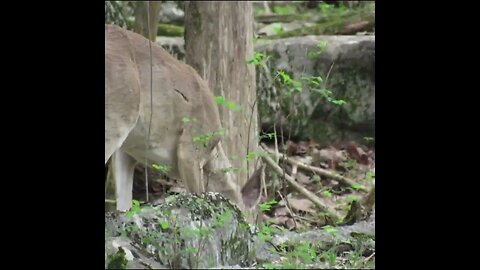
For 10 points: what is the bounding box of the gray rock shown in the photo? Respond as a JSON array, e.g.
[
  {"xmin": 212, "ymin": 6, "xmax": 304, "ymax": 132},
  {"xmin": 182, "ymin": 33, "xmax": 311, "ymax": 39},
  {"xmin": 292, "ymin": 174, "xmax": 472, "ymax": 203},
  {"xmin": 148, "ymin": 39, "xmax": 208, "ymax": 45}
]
[
  {"xmin": 105, "ymin": 192, "xmax": 257, "ymax": 269},
  {"xmin": 255, "ymin": 35, "xmax": 375, "ymax": 144},
  {"xmin": 158, "ymin": 1, "xmax": 184, "ymax": 24},
  {"xmin": 156, "ymin": 35, "xmax": 375, "ymax": 144},
  {"xmin": 156, "ymin": 37, "xmax": 185, "ymax": 62},
  {"xmin": 257, "ymin": 21, "xmax": 315, "ymax": 37}
]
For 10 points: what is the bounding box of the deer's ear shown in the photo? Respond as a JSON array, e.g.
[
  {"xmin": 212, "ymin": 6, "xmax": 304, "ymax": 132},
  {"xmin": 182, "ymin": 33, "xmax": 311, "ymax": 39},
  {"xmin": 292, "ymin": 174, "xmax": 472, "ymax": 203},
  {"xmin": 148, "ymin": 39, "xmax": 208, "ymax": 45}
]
[{"xmin": 241, "ymin": 165, "xmax": 264, "ymax": 210}]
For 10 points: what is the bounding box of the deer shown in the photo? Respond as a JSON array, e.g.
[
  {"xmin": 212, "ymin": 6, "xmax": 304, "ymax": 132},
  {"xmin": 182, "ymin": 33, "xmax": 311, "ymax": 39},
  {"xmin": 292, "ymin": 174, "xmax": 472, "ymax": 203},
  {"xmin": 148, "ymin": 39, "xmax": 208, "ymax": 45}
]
[{"xmin": 105, "ymin": 24, "xmax": 262, "ymax": 214}]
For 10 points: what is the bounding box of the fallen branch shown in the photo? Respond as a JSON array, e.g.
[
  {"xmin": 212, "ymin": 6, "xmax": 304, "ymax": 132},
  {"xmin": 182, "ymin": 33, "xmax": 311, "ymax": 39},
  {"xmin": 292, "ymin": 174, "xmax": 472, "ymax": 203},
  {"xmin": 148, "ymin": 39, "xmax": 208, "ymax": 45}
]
[
  {"xmin": 261, "ymin": 144, "xmax": 368, "ymax": 192},
  {"xmin": 259, "ymin": 146, "xmax": 341, "ymax": 222}
]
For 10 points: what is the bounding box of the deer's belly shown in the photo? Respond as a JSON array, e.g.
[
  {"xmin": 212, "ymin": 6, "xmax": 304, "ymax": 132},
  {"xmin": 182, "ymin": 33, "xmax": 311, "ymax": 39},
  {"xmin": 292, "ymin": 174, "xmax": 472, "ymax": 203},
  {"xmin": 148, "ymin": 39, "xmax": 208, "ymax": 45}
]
[{"xmin": 121, "ymin": 124, "xmax": 181, "ymax": 180}]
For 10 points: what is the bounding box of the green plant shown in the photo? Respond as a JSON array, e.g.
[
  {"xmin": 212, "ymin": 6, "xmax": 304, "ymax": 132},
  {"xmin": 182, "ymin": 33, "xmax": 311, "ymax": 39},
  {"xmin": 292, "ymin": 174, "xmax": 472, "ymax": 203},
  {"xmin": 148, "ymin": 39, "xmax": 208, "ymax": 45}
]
[
  {"xmin": 318, "ymin": 3, "xmax": 334, "ymax": 13},
  {"xmin": 321, "ymin": 189, "xmax": 333, "ymax": 197},
  {"xmin": 152, "ymin": 163, "xmax": 171, "ymax": 173},
  {"xmin": 343, "ymin": 194, "xmax": 361, "ymax": 203},
  {"xmin": 259, "ymin": 199, "xmax": 278, "ymax": 212},
  {"xmin": 107, "ymin": 247, "xmax": 128, "ymax": 269},
  {"xmin": 273, "ymin": 23, "xmax": 283, "ymax": 34},
  {"xmin": 126, "ymin": 199, "xmax": 141, "ymax": 218},
  {"xmin": 259, "ymin": 132, "xmax": 276, "ymax": 140},
  {"xmin": 192, "ymin": 129, "xmax": 225, "ymax": 148},
  {"xmin": 246, "ymin": 52, "xmax": 270, "ymax": 66},
  {"xmin": 274, "ymin": 4, "xmax": 296, "ymax": 15},
  {"xmin": 365, "ymin": 171, "xmax": 375, "ymax": 181},
  {"xmin": 341, "ymin": 159, "xmax": 358, "ymax": 170},
  {"xmin": 215, "ymin": 96, "xmax": 242, "ymax": 111},
  {"xmin": 307, "ymin": 41, "xmax": 328, "ymax": 59},
  {"xmin": 363, "ymin": 136, "xmax": 374, "ymax": 142}
]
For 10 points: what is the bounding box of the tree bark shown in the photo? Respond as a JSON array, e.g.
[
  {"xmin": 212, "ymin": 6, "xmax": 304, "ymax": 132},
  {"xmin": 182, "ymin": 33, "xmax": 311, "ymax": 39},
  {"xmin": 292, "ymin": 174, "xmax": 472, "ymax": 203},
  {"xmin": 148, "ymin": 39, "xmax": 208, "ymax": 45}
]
[
  {"xmin": 184, "ymin": 2, "xmax": 259, "ymax": 190},
  {"xmin": 133, "ymin": 1, "xmax": 162, "ymax": 41}
]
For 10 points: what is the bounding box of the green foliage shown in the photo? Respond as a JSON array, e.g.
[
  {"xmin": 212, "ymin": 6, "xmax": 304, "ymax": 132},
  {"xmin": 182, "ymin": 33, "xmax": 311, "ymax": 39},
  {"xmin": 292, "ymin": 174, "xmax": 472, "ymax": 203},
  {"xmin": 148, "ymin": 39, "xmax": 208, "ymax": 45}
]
[
  {"xmin": 126, "ymin": 199, "xmax": 141, "ymax": 218},
  {"xmin": 246, "ymin": 52, "xmax": 270, "ymax": 66},
  {"xmin": 181, "ymin": 117, "xmax": 190, "ymax": 123},
  {"xmin": 107, "ymin": 247, "xmax": 128, "ymax": 269},
  {"xmin": 259, "ymin": 199, "xmax": 278, "ymax": 212},
  {"xmin": 212, "ymin": 209, "xmax": 233, "ymax": 228},
  {"xmin": 160, "ymin": 220, "xmax": 169, "ymax": 230},
  {"xmin": 321, "ymin": 190, "xmax": 333, "ymax": 197},
  {"xmin": 307, "ymin": 41, "xmax": 328, "ymax": 59},
  {"xmin": 321, "ymin": 249, "xmax": 338, "ymax": 265},
  {"xmin": 318, "ymin": 2, "xmax": 334, "ymax": 13},
  {"xmin": 341, "ymin": 159, "xmax": 358, "ymax": 170},
  {"xmin": 152, "ymin": 163, "xmax": 171, "ymax": 173},
  {"xmin": 258, "ymin": 222, "xmax": 283, "ymax": 242},
  {"xmin": 343, "ymin": 195, "xmax": 361, "ymax": 203},
  {"xmin": 105, "ymin": 1, "xmax": 133, "ymax": 29},
  {"xmin": 363, "ymin": 136, "xmax": 375, "ymax": 142},
  {"xmin": 274, "ymin": 4, "xmax": 296, "ymax": 15},
  {"xmin": 192, "ymin": 129, "xmax": 225, "ymax": 148},
  {"xmin": 321, "ymin": 225, "xmax": 338, "ymax": 234},
  {"xmin": 259, "ymin": 132, "xmax": 276, "ymax": 140},
  {"xmin": 351, "ymin": 183, "xmax": 365, "ymax": 191},
  {"xmin": 215, "ymin": 96, "xmax": 242, "ymax": 111},
  {"xmin": 273, "ymin": 23, "xmax": 283, "ymax": 34},
  {"xmin": 365, "ymin": 171, "xmax": 375, "ymax": 182}
]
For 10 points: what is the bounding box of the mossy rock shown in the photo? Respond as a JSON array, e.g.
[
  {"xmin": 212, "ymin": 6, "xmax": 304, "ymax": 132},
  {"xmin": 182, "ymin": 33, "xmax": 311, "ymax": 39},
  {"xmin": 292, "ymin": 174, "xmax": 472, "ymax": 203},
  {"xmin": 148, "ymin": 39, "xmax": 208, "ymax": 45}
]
[
  {"xmin": 157, "ymin": 23, "xmax": 184, "ymax": 37},
  {"xmin": 105, "ymin": 193, "xmax": 257, "ymax": 268}
]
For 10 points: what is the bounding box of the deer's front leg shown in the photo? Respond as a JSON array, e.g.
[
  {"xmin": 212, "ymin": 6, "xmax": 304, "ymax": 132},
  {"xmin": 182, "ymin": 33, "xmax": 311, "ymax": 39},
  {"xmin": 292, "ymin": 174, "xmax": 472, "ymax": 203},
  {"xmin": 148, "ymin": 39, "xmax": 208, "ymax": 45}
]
[{"xmin": 110, "ymin": 150, "xmax": 137, "ymax": 211}]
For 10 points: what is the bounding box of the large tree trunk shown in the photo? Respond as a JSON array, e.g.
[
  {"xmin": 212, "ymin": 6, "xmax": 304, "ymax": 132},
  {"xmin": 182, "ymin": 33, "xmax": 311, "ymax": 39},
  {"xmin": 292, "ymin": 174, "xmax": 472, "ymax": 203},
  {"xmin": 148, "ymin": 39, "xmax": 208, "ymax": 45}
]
[
  {"xmin": 133, "ymin": 1, "xmax": 162, "ymax": 41},
  {"xmin": 184, "ymin": 2, "xmax": 259, "ymax": 194}
]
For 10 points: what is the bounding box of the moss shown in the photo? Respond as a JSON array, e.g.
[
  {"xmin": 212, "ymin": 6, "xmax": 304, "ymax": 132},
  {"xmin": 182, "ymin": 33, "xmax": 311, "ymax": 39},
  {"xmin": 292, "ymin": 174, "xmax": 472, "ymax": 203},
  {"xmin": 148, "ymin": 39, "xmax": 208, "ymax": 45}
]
[
  {"xmin": 157, "ymin": 23, "xmax": 184, "ymax": 37},
  {"xmin": 107, "ymin": 247, "xmax": 128, "ymax": 269},
  {"xmin": 264, "ymin": 8, "xmax": 374, "ymax": 39}
]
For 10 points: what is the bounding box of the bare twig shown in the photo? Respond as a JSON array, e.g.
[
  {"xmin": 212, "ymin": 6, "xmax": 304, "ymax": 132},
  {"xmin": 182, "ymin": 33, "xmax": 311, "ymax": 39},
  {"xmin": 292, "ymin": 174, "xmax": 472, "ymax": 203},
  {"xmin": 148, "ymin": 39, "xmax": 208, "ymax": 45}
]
[
  {"xmin": 262, "ymin": 143, "xmax": 368, "ymax": 192},
  {"xmin": 260, "ymin": 146, "xmax": 341, "ymax": 222},
  {"xmin": 276, "ymin": 190, "xmax": 297, "ymax": 228}
]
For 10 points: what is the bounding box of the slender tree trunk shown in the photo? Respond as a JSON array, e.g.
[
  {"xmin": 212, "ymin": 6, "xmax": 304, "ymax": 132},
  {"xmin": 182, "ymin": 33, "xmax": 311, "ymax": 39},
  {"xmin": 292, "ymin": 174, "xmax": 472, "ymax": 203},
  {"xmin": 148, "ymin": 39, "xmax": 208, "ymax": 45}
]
[
  {"xmin": 184, "ymin": 2, "xmax": 259, "ymax": 192},
  {"xmin": 133, "ymin": 1, "xmax": 162, "ymax": 41}
]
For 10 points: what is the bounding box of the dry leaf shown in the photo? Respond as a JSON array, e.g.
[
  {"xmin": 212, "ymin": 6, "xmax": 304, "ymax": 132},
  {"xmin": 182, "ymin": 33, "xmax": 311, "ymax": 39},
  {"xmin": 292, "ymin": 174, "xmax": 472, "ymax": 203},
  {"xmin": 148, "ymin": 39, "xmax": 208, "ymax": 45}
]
[
  {"xmin": 345, "ymin": 141, "xmax": 369, "ymax": 165},
  {"xmin": 295, "ymin": 172, "xmax": 311, "ymax": 185},
  {"xmin": 273, "ymin": 216, "xmax": 290, "ymax": 225},
  {"xmin": 286, "ymin": 140, "xmax": 309, "ymax": 156},
  {"xmin": 288, "ymin": 197, "xmax": 314, "ymax": 213},
  {"xmin": 274, "ymin": 206, "xmax": 289, "ymax": 217},
  {"xmin": 285, "ymin": 218, "xmax": 296, "ymax": 230}
]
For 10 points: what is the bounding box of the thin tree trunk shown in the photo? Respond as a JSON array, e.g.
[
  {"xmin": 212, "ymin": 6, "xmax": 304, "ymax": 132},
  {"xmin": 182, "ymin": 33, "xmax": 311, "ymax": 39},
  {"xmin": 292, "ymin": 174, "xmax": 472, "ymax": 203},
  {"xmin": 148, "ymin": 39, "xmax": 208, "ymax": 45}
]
[
  {"xmin": 184, "ymin": 2, "xmax": 258, "ymax": 191},
  {"xmin": 133, "ymin": 1, "xmax": 162, "ymax": 41}
]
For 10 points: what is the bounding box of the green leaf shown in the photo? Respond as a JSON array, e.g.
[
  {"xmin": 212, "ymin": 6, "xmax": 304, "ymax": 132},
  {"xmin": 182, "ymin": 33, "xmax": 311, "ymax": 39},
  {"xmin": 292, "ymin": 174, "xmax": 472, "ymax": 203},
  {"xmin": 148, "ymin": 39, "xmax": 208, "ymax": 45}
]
[
  {"xmin": 132, "ymin": 200, "xmax": 140, "ymax": 207},
  {"xmin": 215, "ymin": 96, "xmax": 225, "ymax": 105},
  {"xmin": 334, "ymin": 100, "xmax": 347, "ymax": 105},
  {"xmin": 365, "ymin": 171, "xmax": 375, "ymax": 181},
  {"xmin": 273, "ymin": 24, "xmax": 283, "ymax": 34},
  {"xmin": 181, "ymin": 117, "xmax": 190, "ymax": 123},
  {"xmin": 344, "ymin": 195, "xmax": 361, "ymax": 203},
  {"xmin": 226, "ymin": 101, "xmax": 237, "ymax": 110},
  {"xmin": 321, "ymin": 190, "xmax": 333, "ymax": 197},
  {"xmin": 246, "ymin": 152, "xmax": 256, "ymax": 161},
  {"xmin": 307, "ymin": 51, "xmax": 319, "ymax": 59},
  {"xmin": 363, "ymin": 136, "xmax": 375, "ymax": 142},
  {"xmin": 351, "ymin": 183, "xmax": 364, "ymax": 191},
  {"xmin": 321, "ymin": 225, "xmax": 338, "ymax": 234},
  {"xmin": 152, "ymin": 164, "xmax": 160, "ymax": 170},
  {"xmin": 160, "ymin": 221, "xmax": 169, "ymax": 229}
]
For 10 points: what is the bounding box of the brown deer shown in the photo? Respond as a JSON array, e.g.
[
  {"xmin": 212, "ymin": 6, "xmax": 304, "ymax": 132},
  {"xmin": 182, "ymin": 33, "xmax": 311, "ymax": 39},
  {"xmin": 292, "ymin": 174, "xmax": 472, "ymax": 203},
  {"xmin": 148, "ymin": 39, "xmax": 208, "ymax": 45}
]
[{"xmin": 105, "ymin": 24, "xmax": 262, "ymax": 213}]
